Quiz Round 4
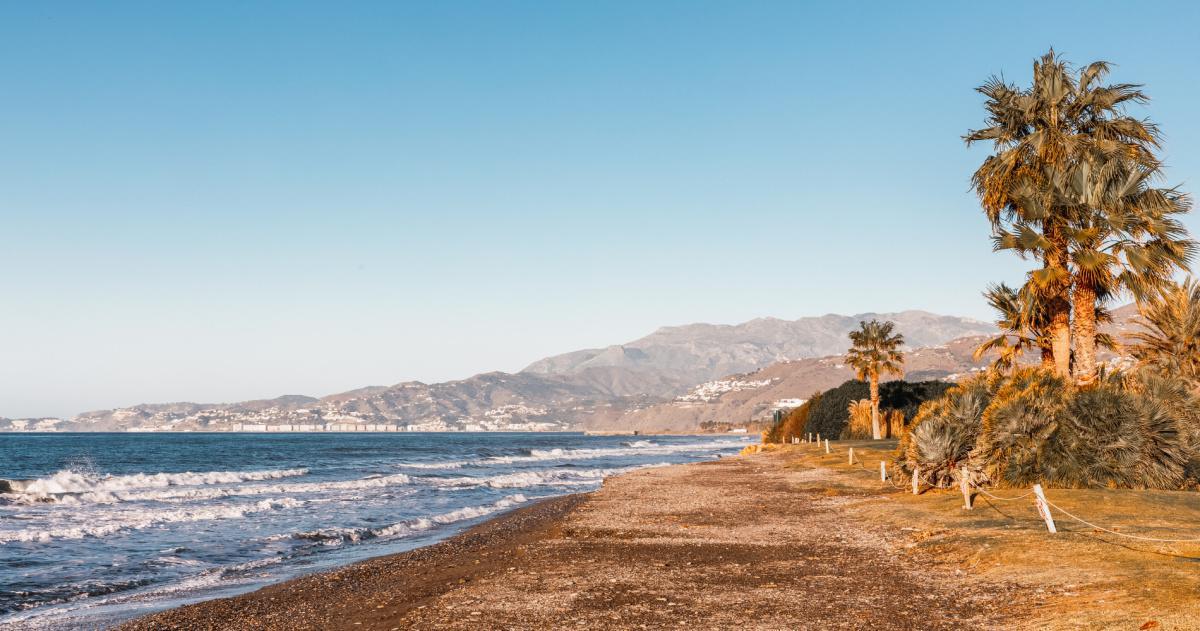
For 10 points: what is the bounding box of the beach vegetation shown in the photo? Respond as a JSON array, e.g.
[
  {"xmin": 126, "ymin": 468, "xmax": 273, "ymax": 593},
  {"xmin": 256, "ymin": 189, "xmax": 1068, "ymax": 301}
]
[
  {"xmin": 966, "ymin": 50, "xmax": 1193, "ymax": 385},
  {"xmin": 796, "ymin": 379, "xmax": 951, "ymax": 441},
  {"xmin": 1129, "ymin": 278, "xmax": 1200, "ymax": 385},
  {"xmin": 764, "ymin": 393, "xmax": 820, "ymax": 444},
  {"xmin": 897, "ymin": 366, "xmax": 1200, "ymax": 489},
  {"xmin": 845, "ymin": 320, "xmax": 906, "ymax": 439}
]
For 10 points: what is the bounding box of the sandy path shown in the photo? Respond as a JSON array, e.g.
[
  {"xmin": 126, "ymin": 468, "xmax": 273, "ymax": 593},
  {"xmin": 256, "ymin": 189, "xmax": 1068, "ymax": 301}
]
[{"xmin": 122, "ymin": 453, "xmax": 1024, "ymax": 630}]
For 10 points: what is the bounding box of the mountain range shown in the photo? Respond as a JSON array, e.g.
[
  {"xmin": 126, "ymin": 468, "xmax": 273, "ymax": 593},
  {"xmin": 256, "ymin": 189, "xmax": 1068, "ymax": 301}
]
[{"xmin": 0, "ymin": 310, "xmax": 1057, "ymax": 433}]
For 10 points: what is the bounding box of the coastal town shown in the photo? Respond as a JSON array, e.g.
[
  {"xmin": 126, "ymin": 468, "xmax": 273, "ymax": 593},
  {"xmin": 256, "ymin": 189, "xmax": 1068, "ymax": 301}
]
[{"xmin": 0, "ymin": 402, "xmax": 568, "ymax": 433}]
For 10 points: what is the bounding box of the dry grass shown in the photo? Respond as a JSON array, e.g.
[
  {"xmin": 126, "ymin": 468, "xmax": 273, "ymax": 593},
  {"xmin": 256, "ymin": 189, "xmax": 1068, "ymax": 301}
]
[{"xmin": 769, "ymin": 439, "xmax": 1200, "ymax": 630}]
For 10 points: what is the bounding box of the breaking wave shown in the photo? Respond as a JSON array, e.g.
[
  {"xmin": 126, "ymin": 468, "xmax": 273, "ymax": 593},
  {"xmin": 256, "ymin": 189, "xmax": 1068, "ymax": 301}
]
[
  {"xmin": 1, "ymin": 468, "xmax": 309, "ymax": 499},
  {"xmin": 424, "ymin": 463, "xmax": 670, "ymax": 490},
  {"xmin": 290, "ymin": 494, "xmax": 528, "ymax": 544},
  {"xmin": 0, "ymin": 498, "xmax": 305, "ymax": 544}
]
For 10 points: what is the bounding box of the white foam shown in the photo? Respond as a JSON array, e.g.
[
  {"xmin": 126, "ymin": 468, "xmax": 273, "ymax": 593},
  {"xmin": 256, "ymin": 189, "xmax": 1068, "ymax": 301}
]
[
  {"xmin": 395, "ymin": 461, "xmax": 466, "ymax": 470},
  {"xmin": 0, "ymin": 497, "xmax": 305, "ymax": 544},
  {"xmin": 15, "ymin": 473, "xmax": 412, "ymax": 506},
  {"xmin": 12, "ymin": 468, "xmax": 309, "ymax": 497},
  {"xmin": 292, "ymin": 494, "xmax": 528, "ymax": 544},
  {"xmin": 425, "ymin": 463, "xmax": 670, "ymax": 490},
  {"xmin": 484, "ymin": 440, "xmax": 745, "ymax": 465}
]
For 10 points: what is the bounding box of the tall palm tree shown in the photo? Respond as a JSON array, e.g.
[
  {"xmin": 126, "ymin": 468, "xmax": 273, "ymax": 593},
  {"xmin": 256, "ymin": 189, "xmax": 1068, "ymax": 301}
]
[
  {"xmin": 1129, "ymin": 278, "xmax": 1200, "ymax": 384},
  {"xmin": 966, "ymin": 51, "xmax": 1166, "ymax": 380},
  {"xmin": 1067, "ymin": 162, "xmax": 1193, "ymax": 383},
  {"xmin": 846, "ymin": 320, "xmax": 905, "ymax": 440}
]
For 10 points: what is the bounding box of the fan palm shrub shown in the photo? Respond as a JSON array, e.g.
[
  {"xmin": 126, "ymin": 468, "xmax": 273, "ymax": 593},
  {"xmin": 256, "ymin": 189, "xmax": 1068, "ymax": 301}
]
[
  {"xmin": 975, "ymin": 282, "xmax": 1053, "ymax": 372},
  {"xmin": 1130, "ymin": 278, "xmax": 1200, "ymax": 385},
  {"xmin": 845, "ymin": 320, "xmax": 905, "ymax": 439},
  {"xmin": 896, "ymin": 374, "xmax": 997, "ymax": 487},
  {"xmin": 901, "ymin": 368, "xmax": 1200, "ymax": 489}
]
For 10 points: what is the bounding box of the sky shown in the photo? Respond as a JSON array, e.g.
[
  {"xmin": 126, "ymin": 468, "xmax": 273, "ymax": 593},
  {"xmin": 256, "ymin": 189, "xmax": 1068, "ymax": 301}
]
[{"xmin": 3, "ymin": 2, "xmax": 1200, "ymax": 418}]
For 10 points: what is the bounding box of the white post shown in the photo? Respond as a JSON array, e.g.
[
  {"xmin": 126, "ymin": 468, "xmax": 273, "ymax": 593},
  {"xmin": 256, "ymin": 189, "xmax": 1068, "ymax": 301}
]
[
  {"xmin": 959, "ymin": 465, "xmax": 971, "ymax": 510},
  {"xmin": 817, "ymin": 433, "xmax": 821, "ymax": 445},
  {"xmin": 848, "ymin": 448, "xmax": 854, "ymax": 465},
  {"xmin": 912, "ymin": 466, "xmax": 919, "ymax": 495},
  {"xmin": 1032, "ymin": 484, "xmax": 1057, "ymax": 533},
  {"xmin": 824, "ymin": 439, "xmax": 830, "ymax": 454},
  {"xmin": 880, "ymin": 461, "xmax": 887, "ymax": 481}
]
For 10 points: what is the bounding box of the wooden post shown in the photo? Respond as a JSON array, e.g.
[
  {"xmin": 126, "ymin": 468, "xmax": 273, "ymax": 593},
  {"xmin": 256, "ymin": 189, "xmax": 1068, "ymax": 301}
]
[
  {"xmin": 824, "ymin": 439, "xmax": 830, "ymax": 454},
  {"xmin": 959, "ymin": 465, "xmax": 971, "ymax": 510},
  {"xmin": 1032, "ymin": 484, "xmax": 1057, "ymax": 533},
  {"xmin": 817, "ymin": 433, "xmax": 821, "ymax": 445},
  {"xmin": 911, "ymin": 466, "xmax": 919, "ymax": 495},
  {"xmin": 848, "ymin": 448, "xmax": 854, "ymax": 465},
  {"xmin": 880, "ymin": 461, "xmax": 887, "ymax": 481}
]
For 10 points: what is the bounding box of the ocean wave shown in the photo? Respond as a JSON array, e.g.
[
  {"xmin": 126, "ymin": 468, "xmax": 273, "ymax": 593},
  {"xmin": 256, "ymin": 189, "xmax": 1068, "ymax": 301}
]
[
  {"xmin": 290, "ymin": 494, "xmax": 528, "ymax": 544},
  {"xmin": 486, "ymin": 440, "xmax": 745, "ymax": 464},
  {"xmin": 3, "ymin": 472, "xmax": 411, "ymax": 506},
  {"xmin": 2, "ymin": 468, "xmax": 309, "ymax": 499},
  {"xmin": 395, "ymin": 461, "xmax": 466, "ymax": 470},
  {"xmin": 0, "ymin": 498, "xmax": 305, "ymax": 544},
  {"xmin": 424, "ymin": 462, "xmax": 670, "ymax": 490}
]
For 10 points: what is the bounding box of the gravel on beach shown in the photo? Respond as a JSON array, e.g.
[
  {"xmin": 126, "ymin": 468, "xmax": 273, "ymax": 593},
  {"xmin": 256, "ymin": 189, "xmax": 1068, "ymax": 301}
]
[{"xmin": 120, "ymin": 453, "xmax": 1025, "ymax": 630}]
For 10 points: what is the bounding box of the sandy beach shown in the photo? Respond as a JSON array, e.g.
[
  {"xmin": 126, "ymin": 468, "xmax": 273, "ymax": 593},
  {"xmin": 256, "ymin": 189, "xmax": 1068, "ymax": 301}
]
[
  {"xmin": 121, "ymin": 447, "xmax": 1028, "ymax": 630},
  {"xmin": 118, "ymin": 438, "xmax": 1200, "ymax": 630}
]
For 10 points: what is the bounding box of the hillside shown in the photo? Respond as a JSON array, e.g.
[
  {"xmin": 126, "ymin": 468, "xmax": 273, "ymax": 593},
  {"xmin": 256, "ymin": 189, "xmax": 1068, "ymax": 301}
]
[
  {"xmin": 522, "ymin": 310, "xmax": 996, "ymax": 392},
  {"xmin": 591, "ymin": 336, "xmax": 998, "ymax": 432},
  {"xmin": 598, "ymin": 306, "xmax": 1144, "ymax": 433}
]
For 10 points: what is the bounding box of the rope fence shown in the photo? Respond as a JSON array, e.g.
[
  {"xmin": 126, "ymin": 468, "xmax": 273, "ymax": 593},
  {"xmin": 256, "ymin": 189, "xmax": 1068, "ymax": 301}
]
[{"xmin": 783, "ymin": 436, "xmax": 1200, "ymax": 547}]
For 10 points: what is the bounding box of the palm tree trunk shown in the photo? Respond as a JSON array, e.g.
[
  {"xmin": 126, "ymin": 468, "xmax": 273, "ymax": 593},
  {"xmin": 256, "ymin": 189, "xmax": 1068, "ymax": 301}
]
[
  {"xmin": 869, "ymin": 375, "xmax": 881, "ymax": 440},
  {"xmin": 1045, "ymin": 224, "xmax": 1072, "ymax": 378},
  {"xmin": 1072, "ymin": 276, "xmax": 1098, "ymax": 385}
]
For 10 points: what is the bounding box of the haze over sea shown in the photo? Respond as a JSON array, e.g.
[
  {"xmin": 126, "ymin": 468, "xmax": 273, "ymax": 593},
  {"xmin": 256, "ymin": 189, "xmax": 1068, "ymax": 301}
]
[{"xmin": 0, "ymin": 432, "xmax": 747, "ymax": 629}]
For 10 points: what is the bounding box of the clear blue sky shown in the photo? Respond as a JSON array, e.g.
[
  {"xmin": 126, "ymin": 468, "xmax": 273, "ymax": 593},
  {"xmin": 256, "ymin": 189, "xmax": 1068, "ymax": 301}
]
[{"xmin": 3, "ymin": 2, "xmax": 1199, "ymax": 417}]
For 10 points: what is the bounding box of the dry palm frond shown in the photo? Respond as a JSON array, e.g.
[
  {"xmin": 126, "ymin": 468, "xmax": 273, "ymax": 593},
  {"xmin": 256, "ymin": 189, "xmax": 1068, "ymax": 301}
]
[
  {"xmin": 1129, "ymin": 278, "xmax": 1200, "ymax": 384},
  {"xmin": 844, "ymin": 399, "xmax": 873, "ymax": 440},
  {"xmin": 845, "ymin": 320, "xmax": 905, "ymax": 382},
  {"xmin": 898, "ymin": 375, "xmax": 994, "ymax": 487}
]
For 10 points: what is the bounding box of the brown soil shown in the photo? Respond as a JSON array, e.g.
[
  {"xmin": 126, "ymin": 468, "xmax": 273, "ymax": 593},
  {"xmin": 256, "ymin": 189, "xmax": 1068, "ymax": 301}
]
[{"xmin": 120, "ymin": 452, "xmax": 1027, "ymax": 630}]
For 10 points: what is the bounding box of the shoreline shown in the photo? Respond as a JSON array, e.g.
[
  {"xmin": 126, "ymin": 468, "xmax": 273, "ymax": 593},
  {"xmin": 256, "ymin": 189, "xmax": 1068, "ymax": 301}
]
[
  {"xmin": 117, "ymin": 440, "xmax": 1200, "ymax": 630},
  {"xmin": 119, "ymin": 448, "xmax": 1024, "ymax": 630},
  {"xmin": 119, "ymin": 493, "xmax": 586, "ymax": 631}
]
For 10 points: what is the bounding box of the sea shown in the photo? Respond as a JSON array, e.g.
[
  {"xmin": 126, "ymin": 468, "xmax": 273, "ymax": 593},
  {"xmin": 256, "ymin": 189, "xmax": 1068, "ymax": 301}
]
[{"xmin": 0, "ymin": 432, "xmax": 749, "ymax": 629}]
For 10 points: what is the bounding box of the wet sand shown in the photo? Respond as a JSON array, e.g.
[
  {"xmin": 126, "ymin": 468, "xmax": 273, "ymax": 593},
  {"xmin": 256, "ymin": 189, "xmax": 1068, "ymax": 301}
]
[{"xmin": 121, "ymin": 452, "xmax": 1026, "ymax": 630}]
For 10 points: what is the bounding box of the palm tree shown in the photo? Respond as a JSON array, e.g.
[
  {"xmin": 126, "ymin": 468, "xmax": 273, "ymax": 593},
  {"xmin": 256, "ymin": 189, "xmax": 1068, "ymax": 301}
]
[
  {"xmin": 1129, "ymin": 278, "xmax": 1200, "ymax": 384},
  {"xmin": 1066, "ymin": 161, "xmax": 1194, "ymax": 384},
  {"xmin": 846, "ymin": 320, "xmax": 905, "ymax": 440},
  {"xmin": 966, "ymin": 51, "xmax": 1166, "ymax": 380},
  {"xmin": 974, "ymin": 282, "xmax": 1053, "ymax": 373}
]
